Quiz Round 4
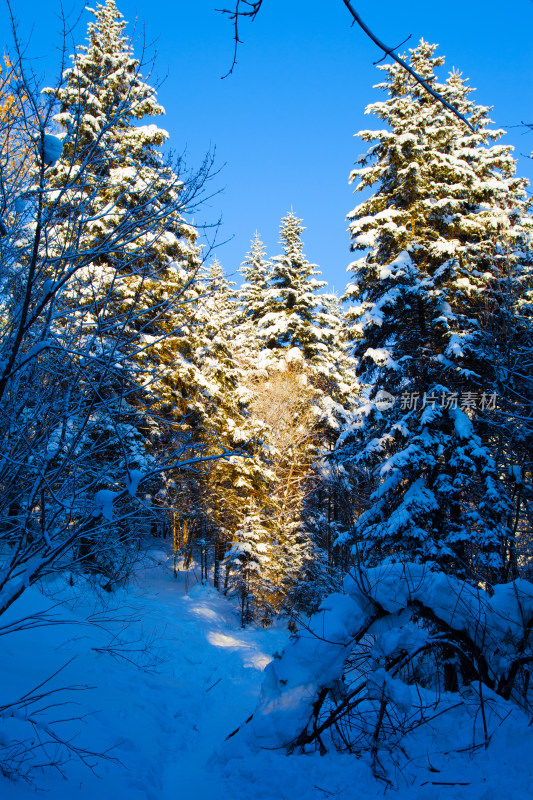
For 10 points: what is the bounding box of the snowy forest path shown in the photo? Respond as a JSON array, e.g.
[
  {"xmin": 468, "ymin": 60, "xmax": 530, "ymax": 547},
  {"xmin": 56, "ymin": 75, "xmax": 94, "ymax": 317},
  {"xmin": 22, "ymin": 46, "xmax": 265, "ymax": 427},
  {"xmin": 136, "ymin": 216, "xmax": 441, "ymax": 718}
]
[
  {"xmin": 129, "ymin": 553, "xmax": 289, "ymax": 799},
  {"xmin": 0, "ymin": 550, "xmax": 289, "ymax": 800}
]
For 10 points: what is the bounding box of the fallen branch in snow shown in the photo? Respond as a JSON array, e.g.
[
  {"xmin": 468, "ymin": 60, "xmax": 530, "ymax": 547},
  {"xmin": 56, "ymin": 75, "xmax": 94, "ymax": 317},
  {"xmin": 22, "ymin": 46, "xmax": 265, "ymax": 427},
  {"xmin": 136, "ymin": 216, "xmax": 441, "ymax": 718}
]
[{"xmin": 225, "ymin": 712, "xmax": 253, "ymax": 741}]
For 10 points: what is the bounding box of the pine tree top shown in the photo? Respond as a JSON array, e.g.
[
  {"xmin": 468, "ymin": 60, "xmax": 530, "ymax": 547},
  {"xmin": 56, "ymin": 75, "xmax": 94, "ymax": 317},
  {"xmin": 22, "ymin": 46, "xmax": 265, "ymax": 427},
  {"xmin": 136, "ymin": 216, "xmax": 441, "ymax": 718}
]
[{"xmin": 47, "ymin": 0, "xmax": 165, "ymax": 145}]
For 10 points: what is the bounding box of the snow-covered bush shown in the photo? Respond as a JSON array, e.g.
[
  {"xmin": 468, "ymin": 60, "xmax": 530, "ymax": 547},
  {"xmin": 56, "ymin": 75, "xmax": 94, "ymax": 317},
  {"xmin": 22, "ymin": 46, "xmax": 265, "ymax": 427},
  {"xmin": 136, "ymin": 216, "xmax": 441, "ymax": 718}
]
[{"xmin": 236, "ymin": 563, "xmax": 533, "ymax": 782}]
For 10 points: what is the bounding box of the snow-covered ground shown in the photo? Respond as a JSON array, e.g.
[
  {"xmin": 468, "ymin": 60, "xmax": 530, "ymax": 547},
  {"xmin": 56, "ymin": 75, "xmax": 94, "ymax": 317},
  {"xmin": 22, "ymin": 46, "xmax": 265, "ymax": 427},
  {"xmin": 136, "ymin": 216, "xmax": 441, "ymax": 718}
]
[{"xmin": 1, "ymin": 551, "xmax": 532, "ymax": 799}]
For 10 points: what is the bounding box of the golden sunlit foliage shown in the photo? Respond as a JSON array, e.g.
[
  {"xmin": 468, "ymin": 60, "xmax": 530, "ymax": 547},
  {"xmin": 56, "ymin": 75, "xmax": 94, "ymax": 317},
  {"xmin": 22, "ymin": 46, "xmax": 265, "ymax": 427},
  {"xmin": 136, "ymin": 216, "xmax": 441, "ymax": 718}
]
[{"xmin": 0, "ymin": 55, "xmax": 33, "ymax": 205}]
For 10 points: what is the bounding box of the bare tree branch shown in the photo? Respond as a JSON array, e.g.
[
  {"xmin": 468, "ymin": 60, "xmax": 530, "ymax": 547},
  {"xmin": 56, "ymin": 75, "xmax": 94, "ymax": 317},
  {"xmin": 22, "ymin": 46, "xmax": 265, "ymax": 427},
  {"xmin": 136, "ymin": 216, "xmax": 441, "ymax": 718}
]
[
  {"xmin": 339, "ymin": 0, "xmax": 474, "ymax": 131},
  {"xmin": 217, "ymin": 0, "xmax": 475, "ymax": 131}
]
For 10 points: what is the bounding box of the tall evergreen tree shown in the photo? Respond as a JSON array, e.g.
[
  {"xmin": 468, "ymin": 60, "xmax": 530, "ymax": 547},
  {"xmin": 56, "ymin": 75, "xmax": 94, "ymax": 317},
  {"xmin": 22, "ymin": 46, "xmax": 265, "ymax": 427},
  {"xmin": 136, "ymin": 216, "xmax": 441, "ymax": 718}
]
[
  {"xmin": 241, "ymin": 213, "xmax": 355, "ymax": 423},
  {"xmin": 166, "ymin": 257, "xmax": 279, "ymax": 616},
  {"xmin": 38, "ymin": 0, "xmax": 217, "ymax": 575},
  {"xmin": 238, "ymin": 233, "xmax": 272, "ymax": 328},
  {"xmin": 234, "ymin": 217, "xmax": 358, "ymax": 613},
  {"xmin": 337, "ymin": 41, "xmax": 532, "ymax": 581},
  {"xmin": 46, "ymin": 0, "xmax": 194, "ymax": 273},
  {"xmin": 257, "ymin": 211, "xmax": 330, "ymax": 361},
  {"xmin": 45, "ymin": 0, "xmax": 204, "ymax": 455}
]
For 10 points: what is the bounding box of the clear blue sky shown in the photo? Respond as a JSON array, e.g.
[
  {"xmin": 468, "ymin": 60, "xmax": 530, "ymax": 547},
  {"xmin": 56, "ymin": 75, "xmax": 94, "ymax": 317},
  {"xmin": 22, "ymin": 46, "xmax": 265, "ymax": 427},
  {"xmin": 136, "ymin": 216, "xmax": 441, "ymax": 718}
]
[{"xmin": 2, "ymin": 0, "xmax": 533, "ymax": 293}]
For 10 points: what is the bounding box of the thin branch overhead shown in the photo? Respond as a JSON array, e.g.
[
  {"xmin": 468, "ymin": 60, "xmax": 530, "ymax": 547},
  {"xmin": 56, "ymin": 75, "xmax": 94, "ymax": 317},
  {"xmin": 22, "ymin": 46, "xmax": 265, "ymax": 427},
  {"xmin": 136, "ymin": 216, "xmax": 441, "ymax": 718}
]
[
  {"xmin": 217, "ymin": 0, "xmax": 264, "ymax": 78},
  {"xmin": 217, "ymin": 0, "xmax": 475, "ymax": 132},
  {"xmin": 339, "ymin": 0, "xmax": 474, "ymax": 132}
]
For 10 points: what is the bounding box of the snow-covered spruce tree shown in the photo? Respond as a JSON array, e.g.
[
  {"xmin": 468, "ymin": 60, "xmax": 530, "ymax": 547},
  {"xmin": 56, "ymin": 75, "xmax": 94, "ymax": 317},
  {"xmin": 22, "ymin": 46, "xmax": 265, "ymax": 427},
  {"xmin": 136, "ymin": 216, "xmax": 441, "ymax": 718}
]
[
  {"xmin": 251, "ymin": 212, "xmax": 356, "ymax": 422},
  {"xmin": 0, "ymin": 18, "xmax": 232, "ymax": 621},
  {"xmin": 39, "ymin": 0, "xmax": 214, "ymax": 575},
  {"xmin": 337, "ymin": 40, "xmax": 532, "ymax": 581},
  {"xmin": 45, "ymin": 0, "xmax": 194, "ymax": 268},
  {"xmin": 186, "ymin": 260, "xmax": 271, "ymax": 589},
  {"xmin": 234, "ymin": 216, "xmax": 358, "ymax": 613},
  {"xmin": 237, "ymin": 233, "xmax": 273, "ymax": 332},
  {"xmin": 257, "ymin": 212, "xmax": 330, "ymax": 361},
  {"xmin": 224, "ymin": 503, "xmax": 278, "ymax": 626},
  {"xmin": 45, "ymin": 0, "xmax": 202, "ymax": 393}
]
